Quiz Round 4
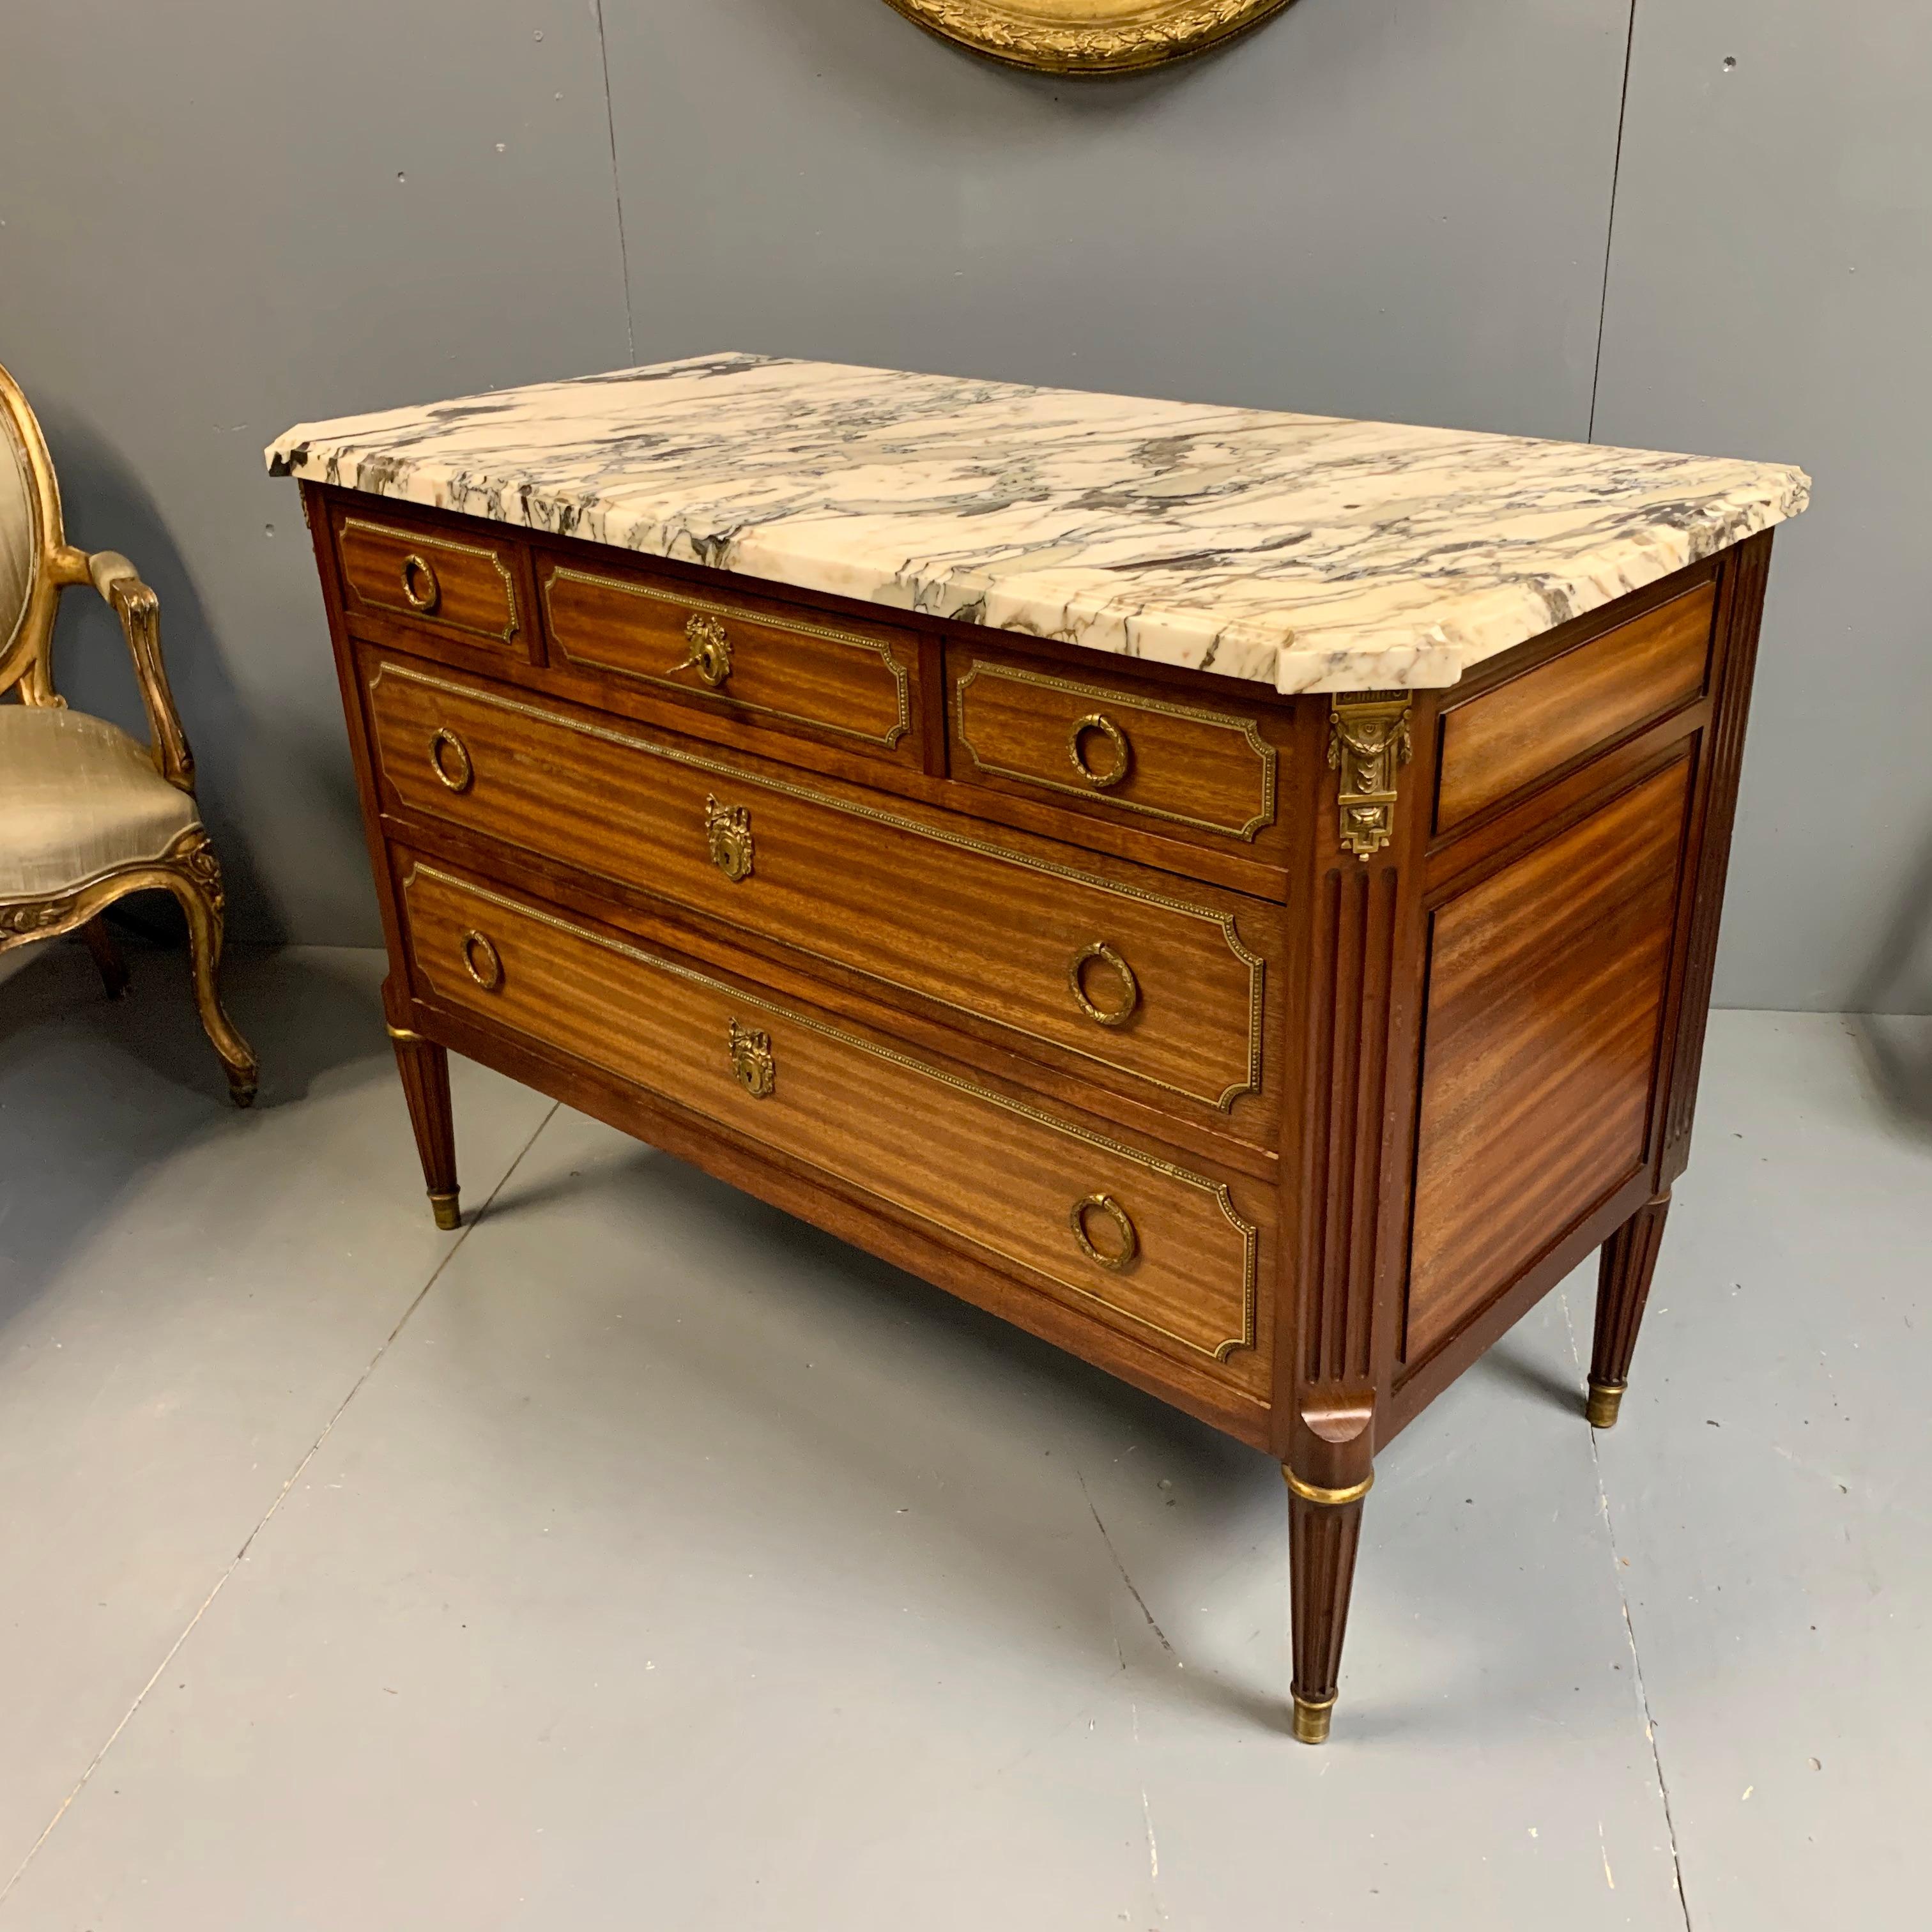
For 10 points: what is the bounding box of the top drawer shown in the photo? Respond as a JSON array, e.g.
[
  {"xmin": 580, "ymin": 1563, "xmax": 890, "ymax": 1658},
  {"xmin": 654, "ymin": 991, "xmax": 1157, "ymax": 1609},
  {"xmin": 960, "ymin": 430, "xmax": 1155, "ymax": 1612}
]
[
  {"xmin": 539, "ymin": 555, "xmax": 918, "ymax": 766},
  {"xmin": 333, "ymin": 509, "xmax": 527, "ymax": 657},
  {"xmin": 947, "ymin": 645, "xmax": 1284, "ymax": 850}
]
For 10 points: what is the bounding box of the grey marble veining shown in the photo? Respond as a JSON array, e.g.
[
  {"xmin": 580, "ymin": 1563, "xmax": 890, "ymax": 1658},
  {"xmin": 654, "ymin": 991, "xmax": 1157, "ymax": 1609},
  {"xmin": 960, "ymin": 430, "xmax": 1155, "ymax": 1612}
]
[{"xmin": 268, "ymin": 353, "xmax": 1807, "ymax": 693}]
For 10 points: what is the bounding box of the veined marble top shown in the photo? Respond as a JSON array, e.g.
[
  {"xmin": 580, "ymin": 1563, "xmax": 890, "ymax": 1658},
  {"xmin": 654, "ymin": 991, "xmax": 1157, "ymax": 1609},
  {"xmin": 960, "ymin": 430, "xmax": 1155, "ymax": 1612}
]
[{"xmin": 268, "ymin": 353, "xmax": 1808, "ymax": 694}]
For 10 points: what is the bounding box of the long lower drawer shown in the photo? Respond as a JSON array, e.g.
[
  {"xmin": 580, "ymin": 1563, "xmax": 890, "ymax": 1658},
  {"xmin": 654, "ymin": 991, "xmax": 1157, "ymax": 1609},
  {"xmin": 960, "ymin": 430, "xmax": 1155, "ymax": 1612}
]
[{"xmin": 399, "ymin": 855, "xmax": 1264, "ymax": 1375}]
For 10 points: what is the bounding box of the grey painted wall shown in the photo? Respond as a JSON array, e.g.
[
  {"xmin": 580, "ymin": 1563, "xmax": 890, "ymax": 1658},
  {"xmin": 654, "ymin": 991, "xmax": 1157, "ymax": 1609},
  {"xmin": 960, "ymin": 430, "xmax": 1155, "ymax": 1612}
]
[{"xmin": 1, "ymin": 1, "xmax": 1924, "ymax": 1013}]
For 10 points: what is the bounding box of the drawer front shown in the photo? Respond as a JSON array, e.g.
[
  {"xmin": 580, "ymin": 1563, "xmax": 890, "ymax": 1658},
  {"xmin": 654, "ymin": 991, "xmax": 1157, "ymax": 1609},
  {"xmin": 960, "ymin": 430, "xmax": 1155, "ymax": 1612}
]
[
  {"xmin": 401, "ymin": 858, "xmax": 1260, "ymax": 1368},
  {"xmin": 950, "ymin": 648, "xmax": 1280, "ymax": 844},
  {"xmin": 365, "ymin": 658, "xmax": 1272, "ymax": 1119},
  {"xmin": 540, "ymin": 558, "xmax": 916, "ymax": 760},
  {"xmin": 335, "ymin": 512, "xmax": 524, "ymax": 653}
]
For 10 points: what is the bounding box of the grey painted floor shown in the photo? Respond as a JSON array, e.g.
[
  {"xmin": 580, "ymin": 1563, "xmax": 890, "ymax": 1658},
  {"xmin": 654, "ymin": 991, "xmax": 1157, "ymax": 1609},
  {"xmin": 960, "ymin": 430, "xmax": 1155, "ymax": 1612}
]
[{"xmin": 1, "ymin": 940, "xmax": 1925, "ymax": 1931}]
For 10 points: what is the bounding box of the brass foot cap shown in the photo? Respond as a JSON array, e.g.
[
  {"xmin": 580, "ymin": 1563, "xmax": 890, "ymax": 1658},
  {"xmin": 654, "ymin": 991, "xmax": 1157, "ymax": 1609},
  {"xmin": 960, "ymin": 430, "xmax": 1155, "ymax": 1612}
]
[
  {"xmin": 1587, "ymin": 1379, "xmax": 1627, "ymax": 1429},
  {"xmin": 429, "ymin": 1191, "xmax": 461, "ymax": 1232},
  {"xmin": 1291, "ymin": 1693, "xmax": 1335, "ymax": 1745},
  {"xmin": 228, "ymin": 1080, "xmax": 259, "ymax": 1110}
]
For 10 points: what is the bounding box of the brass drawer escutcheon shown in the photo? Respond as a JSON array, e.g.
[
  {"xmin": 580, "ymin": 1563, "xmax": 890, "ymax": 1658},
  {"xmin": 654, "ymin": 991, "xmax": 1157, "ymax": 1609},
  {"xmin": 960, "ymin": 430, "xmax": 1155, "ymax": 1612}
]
[
  {"xmin": 704, "ymin": 794, "xmax": 754, "ymax": 882},
  {"xmin": 428, "ymin": 727, "xmax": 473, "ymax": 793},
  {"xmin": 1068, "ymin": 712, "xmax": 1131, "ymax": 788},
  {"xmin": 1068, "ymin": 941, "xmax": 1138, "ymax": 1027},
  {"xmin": 677, "ymin": 613, "xmax": 733, "ymax": 687},
  {"xmin": 1070, "ymin": 1193, "xmax": 1138, "ymax": 1272},
  {"xmin": 459, "ymin": 928, "xmax": 503, "ymax": 992},
  {"xmin": 728, "ymin": 1019, "xmax": 775, "ymax": 1098},
  {"xmin": 399, "ymin": 553, "xmax": 441, "ymax": 614}
]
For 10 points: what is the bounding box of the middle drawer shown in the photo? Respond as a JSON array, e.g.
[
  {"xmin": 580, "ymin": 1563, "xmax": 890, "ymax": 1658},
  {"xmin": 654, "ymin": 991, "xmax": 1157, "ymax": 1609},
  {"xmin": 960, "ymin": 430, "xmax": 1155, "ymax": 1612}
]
[{"xmin": 363, "ymin": 654, "xmax": 1276, "ymax": 1125}]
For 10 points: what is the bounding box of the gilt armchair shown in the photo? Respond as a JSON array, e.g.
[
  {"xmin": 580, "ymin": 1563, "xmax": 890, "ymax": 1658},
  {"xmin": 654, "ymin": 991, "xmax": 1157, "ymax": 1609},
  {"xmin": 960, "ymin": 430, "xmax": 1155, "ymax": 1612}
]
[{"xmin": 1, "ymin": 358, "xmax": 257, "ymax": 1104}]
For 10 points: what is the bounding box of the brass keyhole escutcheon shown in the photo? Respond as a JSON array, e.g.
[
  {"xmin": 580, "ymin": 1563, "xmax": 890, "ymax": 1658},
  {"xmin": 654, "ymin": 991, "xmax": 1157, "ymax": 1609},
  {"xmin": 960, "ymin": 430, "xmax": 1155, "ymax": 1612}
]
[
  {"xmin": 1070, "ymin": 1193, "xmax": 1138, "ymax": 1272},
  {"xmin": 428, "ymin": 727, "xmax": 473, "ymax": 793},
  {"xmin": 728, "ymin": 1019, "xmax": 775, "ymax": 1098},
  {"xmin": 678, "ymin": 613, "xmax": 733, "ymax": 687},
  {"xmin": 705, "ymin": 794, "xmax": 754, "ymax": 882},
  {"xmin": 459, "ymin": 929, "xmax": 503, "ymax": 992},
  {"xmin": 1068, "ymin": 712, "xmax": 1130, "ymax": 789},
  {"xmin": 399, "ymin": 553, "xmax": 441, "ymax": 615},
  {"xmin": 1067, "ymin": 941, "xmax": 1139, "ymax": 1028}
]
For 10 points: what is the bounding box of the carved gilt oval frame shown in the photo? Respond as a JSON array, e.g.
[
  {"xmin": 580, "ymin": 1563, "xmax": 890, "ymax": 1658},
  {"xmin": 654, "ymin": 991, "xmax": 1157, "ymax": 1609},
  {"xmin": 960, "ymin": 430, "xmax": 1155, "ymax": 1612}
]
[{"xmin": 882, "ymin": 1, "xmax": 1294, "ymax": 75}]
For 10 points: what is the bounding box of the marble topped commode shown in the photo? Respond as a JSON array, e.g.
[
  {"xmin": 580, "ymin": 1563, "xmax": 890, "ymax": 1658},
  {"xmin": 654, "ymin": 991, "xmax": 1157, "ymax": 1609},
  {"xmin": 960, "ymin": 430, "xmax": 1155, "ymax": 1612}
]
[
  {"xmin": 278, "ymin": 353, "xmax": 1801, "ymax": 1744},
  {"xmin": 267, "ymin": 351, "xmax": 1807, "ymax": 694}
]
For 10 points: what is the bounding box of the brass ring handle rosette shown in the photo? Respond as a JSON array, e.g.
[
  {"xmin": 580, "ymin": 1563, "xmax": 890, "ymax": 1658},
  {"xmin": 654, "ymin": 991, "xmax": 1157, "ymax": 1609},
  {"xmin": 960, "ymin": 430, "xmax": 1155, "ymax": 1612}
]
[
  {"xmin": 459, "ymin": 929, "xmax": 503, "ymax": 992},
  {"xmin": 399, "ymin": 553, "xmax": 441, "ymax": 615},
  {"xmin": 1068, "ymin": 712, "xmax": 1130, "ymax": 789},
  {"xmin": 677, "ymin": 613, "xmax": 733, "ymax": 688},
  {"xmin": 428, "ymin": 727, "xmax": 473, "ymax": 793},
  {"xmin": 1067, "ymin": 940, "xmax": 1139, "ymax": 1027},
  {"xmin": 1069, "ymin": 1192, "xmax": 1138, "ymax": 1271}
]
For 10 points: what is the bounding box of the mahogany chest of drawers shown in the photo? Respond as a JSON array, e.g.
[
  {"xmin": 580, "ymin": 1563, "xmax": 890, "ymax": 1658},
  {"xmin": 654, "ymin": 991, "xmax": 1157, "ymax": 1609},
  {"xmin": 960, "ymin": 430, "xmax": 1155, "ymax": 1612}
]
[
  {"xmin": 276, "ymin": 355, "xmax": 1804, "ymax": 1742},
  {"xmin": 298, "ymin": 484, "xmax": 1775, "ymax": 1740}
]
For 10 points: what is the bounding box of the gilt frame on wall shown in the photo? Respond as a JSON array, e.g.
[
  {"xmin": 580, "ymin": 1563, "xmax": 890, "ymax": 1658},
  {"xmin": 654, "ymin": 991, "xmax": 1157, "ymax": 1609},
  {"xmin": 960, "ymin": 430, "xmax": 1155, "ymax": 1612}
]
[{"xmin": 880, "ymin": 1, "xmax": 1294, "ymax": 75}]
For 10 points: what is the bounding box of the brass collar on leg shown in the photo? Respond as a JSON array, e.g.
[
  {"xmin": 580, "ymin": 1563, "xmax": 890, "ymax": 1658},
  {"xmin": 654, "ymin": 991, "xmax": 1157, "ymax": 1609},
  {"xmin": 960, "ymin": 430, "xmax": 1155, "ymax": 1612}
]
[
  {"xmin": 1291, "ymin": 1692, "xmax": 1336, "ymax": 1745},
  {"xmin": 1282, "ymin": 1467, "xmax": 1374, "ymax": 1507}
]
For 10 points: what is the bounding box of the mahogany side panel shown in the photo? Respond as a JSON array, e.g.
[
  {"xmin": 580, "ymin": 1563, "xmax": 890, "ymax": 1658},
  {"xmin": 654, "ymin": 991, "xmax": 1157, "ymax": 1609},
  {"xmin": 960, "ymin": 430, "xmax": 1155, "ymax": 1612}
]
[
  {"xmin": 1434, "ymin": 580, "xmax": 1714, "ymax": 834},
  {"xmin": 1403, "ymin": 756, "xmax": 1693, "ymax": 1365}
]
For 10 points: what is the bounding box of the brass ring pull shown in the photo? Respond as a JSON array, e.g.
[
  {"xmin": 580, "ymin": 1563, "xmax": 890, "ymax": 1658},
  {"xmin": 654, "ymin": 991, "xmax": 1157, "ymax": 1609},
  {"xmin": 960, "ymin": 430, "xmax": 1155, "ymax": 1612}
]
[
  {"xmin": 1069, "ymin": 1193, "xmax": 1138, "ymax": 1272},
  {"xmin": 1068, "ymin": 712, "xmax": 1130, "ymax": 789},
  {"xmin": 459, "ymin": 929, "xmax": 502, "ymax": 992},
  {"xmin": 399, "ymin": 553, "xmax": 441, "ymax": 615},
  {"xmin": 677, "ymin": 613, "xmax": 733, "ymax": 687},
  {"xmin": 1067, "ymin": 941, "xmax": 1139, "ymax": 1028},
  {"xmin": 428, "ymin": 727, "xmax": 473, "ymax": 793}
]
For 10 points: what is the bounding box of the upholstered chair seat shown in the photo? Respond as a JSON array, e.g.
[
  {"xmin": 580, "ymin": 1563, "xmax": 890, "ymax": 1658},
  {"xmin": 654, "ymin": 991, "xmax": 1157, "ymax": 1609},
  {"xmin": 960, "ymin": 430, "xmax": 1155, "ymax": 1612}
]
[
  {"xmin": 0, "ymin": 705, "xmax": 201, "ymax": 901},
  {"xmin": 1, "ymin": 356, "xmax": 256, "ymax": 1101}
]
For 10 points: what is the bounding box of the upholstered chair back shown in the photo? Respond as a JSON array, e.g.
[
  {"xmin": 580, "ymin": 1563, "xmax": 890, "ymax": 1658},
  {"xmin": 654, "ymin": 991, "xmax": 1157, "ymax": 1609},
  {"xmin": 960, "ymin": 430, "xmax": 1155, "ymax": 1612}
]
[{"xmin": 0, "ymin": 360, "xmax": 70, "ymax": 706}]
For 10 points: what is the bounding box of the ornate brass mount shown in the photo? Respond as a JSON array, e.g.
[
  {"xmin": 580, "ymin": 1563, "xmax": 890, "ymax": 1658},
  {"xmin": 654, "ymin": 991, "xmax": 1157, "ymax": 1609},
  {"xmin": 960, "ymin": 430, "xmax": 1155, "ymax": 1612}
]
[
  {"xmin": 704, "ymin": 794, "xmax": 754, "ymax": 882},
  {"xmin": 1069, "ymin": 1192, "xmax": 1138, "ymax": 1271},
  {"xmin": 677, "ymin": 612, "xmax": 733, "ymax": 688},
  {"xmin": 399, "ymin": 553, "xmax": 440, "ymax": 615},
  {"xmin": 1068, "ymin": 711, "xmax": 1131, "ymax": 789},
  {"xmin": 1328, "ymin": 691, "xmax": 1413, "ymax": 861},
  {"xmin": 1067, "ymin": 940, "xmax": 1139, "ymax": 1027},
  {"xmin": 459, "ymin": 928, "xmax": 503, "ymax": 991},
  {"xmin": 428, "ymin": 726, "xmax": 473, "ymax": 793},
  {"xmin": 728, "ymin": 1019, "xmax": 776, "ymax": 1098},
  {"xmin": 880, "ymin": 1, "xmax": 1295, "ymax": 76}
]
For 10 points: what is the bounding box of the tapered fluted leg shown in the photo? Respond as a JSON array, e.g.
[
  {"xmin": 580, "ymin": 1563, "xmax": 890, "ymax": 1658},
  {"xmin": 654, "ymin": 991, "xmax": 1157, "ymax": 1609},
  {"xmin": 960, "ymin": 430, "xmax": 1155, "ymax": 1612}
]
[
  {"xmin": 389, "ymin": 1023, "xmax": 460, "ymax": 1228},
  {"xmin": 1284, "ymin": 1467, "xmax": 1372, "ymax": 1744},
  {"xmin": 82, "ymin": 916, "xmax": 130, "ymax": 999},
  {"xmin": 1589, "ymin": 1189, "xmax": 1671, "ymax": 1428}
]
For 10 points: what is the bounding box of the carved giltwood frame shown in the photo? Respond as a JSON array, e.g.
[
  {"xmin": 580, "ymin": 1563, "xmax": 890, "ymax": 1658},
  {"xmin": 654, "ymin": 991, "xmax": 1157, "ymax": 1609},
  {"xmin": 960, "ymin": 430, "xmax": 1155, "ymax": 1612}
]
[
  {"xmin": 880, "ymin": 0, "xmax": 1294, "ymax": 74},
  {"xmin": 0, "ymin": 358, "xmax": 257, "ymax": 1103}
]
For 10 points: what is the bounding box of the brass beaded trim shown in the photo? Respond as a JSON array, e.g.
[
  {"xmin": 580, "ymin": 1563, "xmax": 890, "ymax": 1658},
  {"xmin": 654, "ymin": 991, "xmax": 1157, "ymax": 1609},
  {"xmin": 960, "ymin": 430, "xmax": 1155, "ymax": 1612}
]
[{"xmin": 342, "ymin": 519, "xmax": 520, "ymax": 643}]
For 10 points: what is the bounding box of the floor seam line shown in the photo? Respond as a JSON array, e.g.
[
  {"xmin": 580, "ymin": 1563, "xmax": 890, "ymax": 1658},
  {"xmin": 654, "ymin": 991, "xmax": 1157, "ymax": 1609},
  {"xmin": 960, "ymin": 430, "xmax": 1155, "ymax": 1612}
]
[
  {"xmin": 0, "ymin": 1101, "xmax": 560, "ymax": 1910},
  {"xmin": 1563, "ymin": 1285, "xmax": 1695, "ymax": 1931}
]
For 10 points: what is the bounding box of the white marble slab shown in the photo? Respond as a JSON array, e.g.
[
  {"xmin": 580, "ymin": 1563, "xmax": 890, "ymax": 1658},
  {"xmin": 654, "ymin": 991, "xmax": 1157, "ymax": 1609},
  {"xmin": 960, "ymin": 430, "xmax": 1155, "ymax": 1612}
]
[{"xmin": 268, "ymin": 353, "xmax": 1807, "ymax": 693}]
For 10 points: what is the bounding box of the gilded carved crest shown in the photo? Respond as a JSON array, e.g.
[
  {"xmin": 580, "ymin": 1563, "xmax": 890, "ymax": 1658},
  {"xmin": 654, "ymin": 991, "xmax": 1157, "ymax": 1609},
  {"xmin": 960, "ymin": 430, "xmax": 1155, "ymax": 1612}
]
[{"xmin": 880, "ymin": 0, "xmax": 1294, "ymax": 74}]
